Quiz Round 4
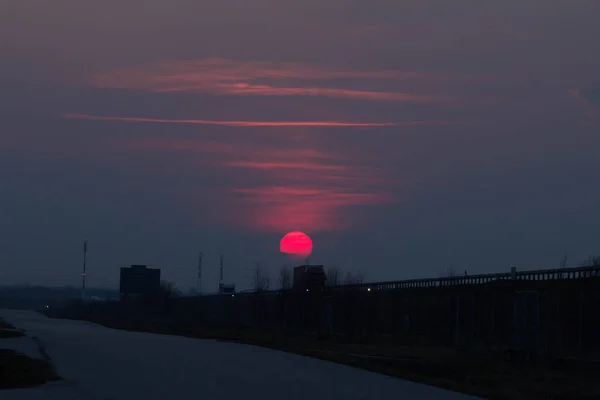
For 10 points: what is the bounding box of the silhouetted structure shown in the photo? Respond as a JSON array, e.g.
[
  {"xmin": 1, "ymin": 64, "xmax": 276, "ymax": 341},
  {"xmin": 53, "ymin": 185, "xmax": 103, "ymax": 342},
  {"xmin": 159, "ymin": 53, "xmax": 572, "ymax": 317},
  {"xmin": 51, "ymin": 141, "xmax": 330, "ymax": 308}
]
[
  {"xmin": 219, "ymin": 283, "xmax": 235, "ymax": 294},
  {"xmin": 293, "ymin": 265, "xmax": 326, "ymax": 291},
  {"xmin": 119, "ymin": 265, "xmax": 160, "ymax": 300}
]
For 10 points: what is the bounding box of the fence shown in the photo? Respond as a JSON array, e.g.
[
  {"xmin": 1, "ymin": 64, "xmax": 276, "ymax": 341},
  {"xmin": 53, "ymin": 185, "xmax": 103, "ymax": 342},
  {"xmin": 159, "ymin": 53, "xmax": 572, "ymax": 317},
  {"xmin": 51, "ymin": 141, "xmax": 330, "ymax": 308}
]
[{"xmin": 68, "ymin": 265, "xmax": 600, "ymax": 357}]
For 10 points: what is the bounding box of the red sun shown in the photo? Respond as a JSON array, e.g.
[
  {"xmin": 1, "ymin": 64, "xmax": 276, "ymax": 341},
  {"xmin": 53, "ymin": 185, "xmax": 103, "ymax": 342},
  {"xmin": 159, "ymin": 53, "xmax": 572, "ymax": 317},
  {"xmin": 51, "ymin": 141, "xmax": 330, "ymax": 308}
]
[{"xmin": 280, "ymin": 231, "xmax": 313, "ymax": 258}]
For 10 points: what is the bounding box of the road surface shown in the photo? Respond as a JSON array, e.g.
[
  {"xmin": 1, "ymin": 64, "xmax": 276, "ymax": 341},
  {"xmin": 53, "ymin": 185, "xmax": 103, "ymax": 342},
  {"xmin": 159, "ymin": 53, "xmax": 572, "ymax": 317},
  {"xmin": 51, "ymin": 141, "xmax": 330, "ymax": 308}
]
[{"xmin": 1, "ymin": 310, "xmax": 480, "ymax": 399}]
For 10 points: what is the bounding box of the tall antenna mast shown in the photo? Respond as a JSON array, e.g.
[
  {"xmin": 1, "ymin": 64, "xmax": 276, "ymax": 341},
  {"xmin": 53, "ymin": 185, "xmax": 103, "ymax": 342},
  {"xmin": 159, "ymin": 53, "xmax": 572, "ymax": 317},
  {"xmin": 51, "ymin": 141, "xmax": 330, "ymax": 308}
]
[
  {"xmin": 219, "ymin": 254, "xmax": 224, "ymax": 292},
  {"xmin": 81, "ymin": 240, "xmax": 88, "ymax": 301},
  {"xmin": 196, "ymin": 251, "xmax": 203, "ymax": 294}
]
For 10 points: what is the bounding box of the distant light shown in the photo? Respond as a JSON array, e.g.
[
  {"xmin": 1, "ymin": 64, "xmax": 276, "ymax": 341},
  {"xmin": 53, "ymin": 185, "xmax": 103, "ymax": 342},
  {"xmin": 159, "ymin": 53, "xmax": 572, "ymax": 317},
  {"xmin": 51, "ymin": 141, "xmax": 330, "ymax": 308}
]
[
  {"xmin": 367, "ymin": 287, "xmax": 371, "ymax": 292},
  {"xmin": 306, "ymin": 289, "xmax": 309, "ymax": 292},
  {"xmin": 231, "ymin": 294, "xmax": 235, "ymax": 297},
  {"xmin": 44, "ymin": 305, "xmax": 50, "ymax": 309}
]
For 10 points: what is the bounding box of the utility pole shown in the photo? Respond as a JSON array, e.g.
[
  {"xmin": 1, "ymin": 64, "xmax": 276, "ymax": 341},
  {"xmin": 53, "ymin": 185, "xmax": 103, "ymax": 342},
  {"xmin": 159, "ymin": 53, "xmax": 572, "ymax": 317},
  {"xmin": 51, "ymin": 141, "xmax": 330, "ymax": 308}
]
[
  {"xmin": 219, "ymin": 254, "xmax": 224, "ymax": 293},
  {"xmin": 82, "ymin": 240, "xmax": 88, "ymax": 301},
  {"xmin": 255, "ymin": 261, "xmax": 260, "ymax": 291},
  {"xmin": 196, "ymin": 251, "xmax": 203, "ymax": 294}
]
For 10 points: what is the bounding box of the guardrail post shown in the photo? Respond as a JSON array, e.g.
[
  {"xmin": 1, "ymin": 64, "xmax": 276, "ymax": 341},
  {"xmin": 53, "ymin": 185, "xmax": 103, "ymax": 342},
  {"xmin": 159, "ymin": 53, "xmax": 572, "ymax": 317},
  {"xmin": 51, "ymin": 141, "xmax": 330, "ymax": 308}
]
[{"xmin": 578, "ymin": 290, "xmax": 584, "ymax": 353}]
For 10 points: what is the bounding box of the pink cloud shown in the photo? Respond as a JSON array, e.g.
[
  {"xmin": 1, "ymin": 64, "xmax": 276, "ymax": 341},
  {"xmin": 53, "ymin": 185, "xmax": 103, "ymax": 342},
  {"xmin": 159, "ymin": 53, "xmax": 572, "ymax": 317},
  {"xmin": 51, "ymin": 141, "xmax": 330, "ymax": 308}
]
[
  {"xmin": 223, "ymin": 161, "xmax": 348, "ymax": 171},
  {"xmin": 165, "ymin": 83, "xmax": 452, "ymax": 103},
  {"xmin": 62, "ymin": 113, "xmax": 472, "ymax": 127},
  {"xmin": 230, "ymin": 186, "xmax": 389, "ymax": 205},
  {"xmin": 109, "ymin": 135, "xmax": 395, "ymax": 232},
  {"xmin": 227, "ymin": 186, "xmax": 391, "ymax": 232},
  {"xmin": 87, "ymin": 58, "xmax": 465, "ymax": 103},
  {"xmin": 113, "ymin": 138, "xmax": 340, "ymax": 165},
  {"xmin": 114, "ymin": 138, "xmax": 234, "ymax": 153}
]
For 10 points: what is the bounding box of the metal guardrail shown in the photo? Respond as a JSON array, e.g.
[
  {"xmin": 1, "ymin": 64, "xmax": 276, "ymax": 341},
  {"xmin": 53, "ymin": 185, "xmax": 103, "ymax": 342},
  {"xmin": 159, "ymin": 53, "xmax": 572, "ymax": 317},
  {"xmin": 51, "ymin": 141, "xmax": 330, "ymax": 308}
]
[
  {"xmin": 331, "ymin": 265, "xmax": 600, "ymax": 292},
  {"xmin": 200, "ymin": 265, "xmax": 600, "ymax": 297}
]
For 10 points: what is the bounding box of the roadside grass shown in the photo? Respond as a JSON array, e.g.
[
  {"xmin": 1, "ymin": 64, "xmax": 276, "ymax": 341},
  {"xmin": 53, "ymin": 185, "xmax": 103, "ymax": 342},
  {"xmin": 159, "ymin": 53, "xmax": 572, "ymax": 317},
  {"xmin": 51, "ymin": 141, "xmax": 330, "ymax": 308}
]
[
  {"xmin": 0, "ymin": 330, "xmax": 25, "ymax": 339},
  {"xmin": 0, "ymin": 318, "xmax": 25, "ymax": 339},
  {"xmin": 206, "ymin": 334, "xmax": 600, "ymax": 399},
  {"xmin": 294, "ymin": 347, "xmax": 599, "ymax": 399},
  {"xmin": 0, "ymin": 349, "xmax": 60, "ymax": 389},
  {"xmin": 0, "ymin": 319, "xmax": 15, "ymax": 329},
  {"xmin": 0, "ymin": 316, "xmax": 60, "ymax": 388}
]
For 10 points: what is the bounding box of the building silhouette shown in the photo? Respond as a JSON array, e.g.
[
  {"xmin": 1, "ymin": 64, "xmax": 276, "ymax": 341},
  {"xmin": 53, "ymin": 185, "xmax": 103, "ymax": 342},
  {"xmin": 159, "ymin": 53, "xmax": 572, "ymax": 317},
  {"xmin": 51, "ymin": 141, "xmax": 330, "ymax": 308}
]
[
  {"xmin": 293, "ymin": 265, "xmax": 326, "ymax": 291},
  {"xmin": 119, "ymin": 265, "xmax": 160, "ymax": 300}
]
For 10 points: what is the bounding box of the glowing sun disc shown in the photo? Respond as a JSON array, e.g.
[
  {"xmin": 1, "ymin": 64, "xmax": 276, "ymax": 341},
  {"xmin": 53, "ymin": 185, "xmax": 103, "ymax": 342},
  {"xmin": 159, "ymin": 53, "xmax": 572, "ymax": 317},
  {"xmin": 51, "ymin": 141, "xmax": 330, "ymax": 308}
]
[{"xmin": 280, "ymin": 231, "xmax": 313, "ymax": 257}]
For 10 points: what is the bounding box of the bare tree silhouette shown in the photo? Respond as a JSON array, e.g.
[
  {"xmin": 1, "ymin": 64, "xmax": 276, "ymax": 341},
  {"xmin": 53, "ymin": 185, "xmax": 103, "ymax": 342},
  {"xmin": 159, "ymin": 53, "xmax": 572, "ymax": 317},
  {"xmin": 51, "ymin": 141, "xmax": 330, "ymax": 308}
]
[
  {"xmin": 252, "ymin": 264, "xmax": 270, "ymax": 291},
  {"xmin": 580, "ymin": 255, "xmax": 600, "ymax": 267},
  {"xmin": 326, "ymin": 266, "xmax": 341, "ymax": 286},
  {"xmin": 278, "ymin": 266, "xmax": 292, "ymax": 290},
  {"xmin": 159, "ymin": 280, "xmax": 181, "ymax": 299},
  {"xmin": 560, "ymin": 252, "xmax": 569, "ymax": 268},
  {"xmin": 344, "ymin": 271, "xmax": 365, "ymax": 285}
]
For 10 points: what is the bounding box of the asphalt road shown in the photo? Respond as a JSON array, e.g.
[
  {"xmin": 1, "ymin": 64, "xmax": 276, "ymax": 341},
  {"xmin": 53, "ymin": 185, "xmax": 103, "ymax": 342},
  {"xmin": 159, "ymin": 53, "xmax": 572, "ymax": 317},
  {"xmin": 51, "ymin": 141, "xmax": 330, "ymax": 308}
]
[{"xmin": 1, "ymin": 310, "xmax": 480, "ymax": 400}]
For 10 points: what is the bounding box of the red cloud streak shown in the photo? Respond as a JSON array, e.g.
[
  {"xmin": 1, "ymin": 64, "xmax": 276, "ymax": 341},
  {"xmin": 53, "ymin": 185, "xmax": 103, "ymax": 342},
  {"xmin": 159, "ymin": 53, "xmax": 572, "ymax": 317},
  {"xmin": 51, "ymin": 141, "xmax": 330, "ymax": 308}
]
[
  {"xmin": 227, "ymin": 186, "xmax": 391, "ymax": 232},
  {"xmin": 87, "ymin": 58, "xmax": 468, "ymax": 103},
  {"xmin": 62, "ymin": 113, "xmax": 471, "ymax": 127},
  {"xmin": 107, "ymin": 136, "xmax": 396, "ymax": 232},
  {"xmin": 223, "ymin": 161, "xmax": 348, "ymax": 171}
]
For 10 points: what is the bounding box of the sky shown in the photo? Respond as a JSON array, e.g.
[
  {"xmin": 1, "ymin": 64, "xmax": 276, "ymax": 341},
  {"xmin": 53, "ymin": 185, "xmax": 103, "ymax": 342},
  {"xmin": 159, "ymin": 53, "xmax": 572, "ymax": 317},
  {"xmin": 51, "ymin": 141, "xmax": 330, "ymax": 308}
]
[{"xmin": 1, "ymin": 0, "xmax": 599, "ymax": 291}]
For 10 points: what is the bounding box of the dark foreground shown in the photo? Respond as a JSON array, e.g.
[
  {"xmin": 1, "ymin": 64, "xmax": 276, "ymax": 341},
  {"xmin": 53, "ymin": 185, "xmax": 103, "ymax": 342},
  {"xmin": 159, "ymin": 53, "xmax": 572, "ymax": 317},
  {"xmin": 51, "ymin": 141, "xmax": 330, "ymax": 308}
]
[
  {"xmin": 0, "ymin": 349, "xmax": 59, "ymax": 389},
  {"xmin": 42, "ymin": 309, "xmax": 600, "ymax": 399},
  {"xmin": 1, "ymin": 310, "xmax": 478, "ymax": 400},
  {"xmin": 0, "ymin": 317, "xmax": 59, "ymax": 389}
]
